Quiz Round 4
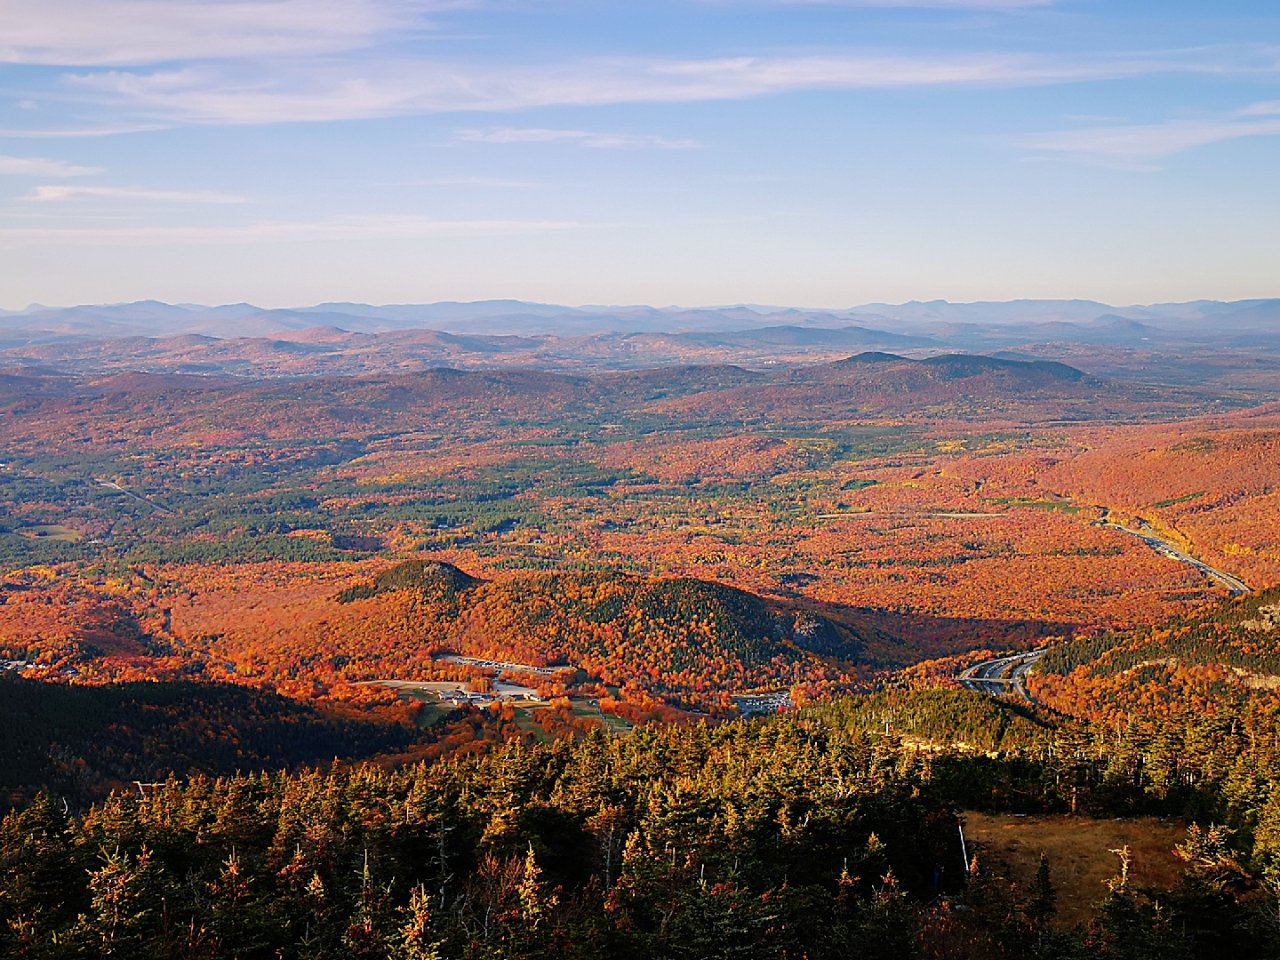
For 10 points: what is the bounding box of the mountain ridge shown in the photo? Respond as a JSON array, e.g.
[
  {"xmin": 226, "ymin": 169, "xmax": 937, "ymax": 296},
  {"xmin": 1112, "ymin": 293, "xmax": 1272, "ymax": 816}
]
[{"xmin": 4, "ymin": 297, "xmax": 1277, "ymax": 341}]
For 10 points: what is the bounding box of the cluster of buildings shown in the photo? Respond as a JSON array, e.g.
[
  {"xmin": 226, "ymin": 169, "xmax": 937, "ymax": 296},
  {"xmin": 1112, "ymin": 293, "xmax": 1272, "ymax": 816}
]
[{"xmin": 437, "ymin": 680, "xmax": 545, "ymax": 707}]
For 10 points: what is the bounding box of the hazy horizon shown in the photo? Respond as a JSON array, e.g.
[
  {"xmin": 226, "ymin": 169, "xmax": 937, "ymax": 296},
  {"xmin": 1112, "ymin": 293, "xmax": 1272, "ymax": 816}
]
[{"xmin": 4, "ymin": 294, "xmax": 1279, "ymax": 316}]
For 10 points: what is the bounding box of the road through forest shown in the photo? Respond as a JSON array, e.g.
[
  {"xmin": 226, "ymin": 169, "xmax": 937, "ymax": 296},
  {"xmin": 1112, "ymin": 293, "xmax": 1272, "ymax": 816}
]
[
  {"xmin": 1094, "ymin": 508, "xmax": 1252, "ymax": 595},
  {"xmin": 960, "ymin": 506, "xmax": 1253, "ymax": 701}
]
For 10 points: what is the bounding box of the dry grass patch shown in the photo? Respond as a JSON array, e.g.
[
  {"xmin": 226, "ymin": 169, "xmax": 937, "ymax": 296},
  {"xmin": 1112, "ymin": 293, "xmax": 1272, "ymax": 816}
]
[
  {"xmin": 963, "ymin": 812, "xmax": 1187, "ymax": 928},
  {"xmin": 18, "ymin": 524, "xmax": 83, "ymax": 542}
]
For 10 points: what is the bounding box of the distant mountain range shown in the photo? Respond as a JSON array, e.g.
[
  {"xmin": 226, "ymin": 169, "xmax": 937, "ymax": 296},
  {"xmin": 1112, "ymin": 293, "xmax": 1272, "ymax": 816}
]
[
  {"xmin": 2, "ymin": 297, "xmax": 1277, "ymax": 338},
  {"xmin": 0, "ymin": 298, "xmax": 1276, "ymax": 377}
]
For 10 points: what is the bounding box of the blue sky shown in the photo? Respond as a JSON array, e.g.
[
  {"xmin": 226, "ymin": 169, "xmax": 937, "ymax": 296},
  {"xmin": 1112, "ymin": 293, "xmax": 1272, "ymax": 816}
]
[{"xmin": 1, "ymin": 0, "xmax": 1277, "ymax": 309}]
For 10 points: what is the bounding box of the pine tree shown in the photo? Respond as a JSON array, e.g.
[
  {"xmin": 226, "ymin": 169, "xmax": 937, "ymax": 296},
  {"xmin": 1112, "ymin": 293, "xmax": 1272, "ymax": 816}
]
[
  {"xmin": 393, "ymin": 884, "xmax": 444, "ymax": 960},
  {"xmin": 343, "ymin": 848, "xmax": 395, "ymax": 959},
  {"xmin": 1027, "ymin": 853, "xmax": 1057, "ymax": 926},
  {"xmin": 78, "ymin": 845, "xmax": 174, "ymax": 957}
]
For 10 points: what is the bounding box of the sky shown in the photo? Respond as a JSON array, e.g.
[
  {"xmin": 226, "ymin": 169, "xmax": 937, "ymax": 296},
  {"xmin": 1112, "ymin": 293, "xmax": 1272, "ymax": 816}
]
[{"xmin": 0, "ymin": 0, "xmax": 1278, "ymax": 310}]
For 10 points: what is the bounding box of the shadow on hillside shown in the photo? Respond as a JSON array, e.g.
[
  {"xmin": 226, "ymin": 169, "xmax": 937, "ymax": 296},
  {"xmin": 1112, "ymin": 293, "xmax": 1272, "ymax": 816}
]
[{"xmin": 795, "ymin": 598, "xmax": 1076, "ymax": 668}]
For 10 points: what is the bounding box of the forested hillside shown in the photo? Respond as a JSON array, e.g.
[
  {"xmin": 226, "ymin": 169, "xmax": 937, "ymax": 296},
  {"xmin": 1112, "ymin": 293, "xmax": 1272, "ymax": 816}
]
[
  {"xmin": 1033, "ymin": 586, "xmax": 1280, "ymax": 724},
  {"xmin": 8, "ymin": 690, "xmax": 1280, "ymax": 959},
  {"xmin": 0, "ymin": 677, "xmax": 420, "ymax": 807}
]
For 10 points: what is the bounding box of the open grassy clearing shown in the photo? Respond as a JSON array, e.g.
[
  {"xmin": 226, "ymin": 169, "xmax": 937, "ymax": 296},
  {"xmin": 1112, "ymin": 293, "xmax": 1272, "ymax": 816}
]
[
  {"xmin": 964, "ymin": 812, "xmax": 1187, "ymax": 928},
  {"xmin": 18, "ymin": 524, "xmax": 83, "ymax": 542},
  {"xmin": 513, "ymin": 706, "xmax": 552, "ymax": 742},
  {"xmin": 571, "ymin": 699, "xmax": 635, "ymax": 734}
]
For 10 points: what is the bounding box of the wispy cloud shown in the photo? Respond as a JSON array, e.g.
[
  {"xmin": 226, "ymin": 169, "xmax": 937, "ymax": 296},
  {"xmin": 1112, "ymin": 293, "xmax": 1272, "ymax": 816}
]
[
  {"xmin": 27, "ymin": 185, "xmax": 247, "ymax": 203},
  {"xmin": 0, "ymin": 0, "xmax": 452, "ymax": 66},
  {"xmin": 1015, "ymin": 103, "xmax": 1280, "ymax": 169},
  {"xmin": 391, "ymin": 176, "xmax": 538, "ymax": 188},
  {"xmin": 56, "ymin": 49, "xmax": 1246, "ymax": 126},
  {"xmin": 1240, "ymin": 100, "xmax": 1280, "ymax": 117},
  {"xmin": 0, "ymin": 154, "xmax": 102, "ymax": 176},
  {"xmin": 716, "ymin": 0, "xmax": 1052, "ymax": 7},
  {"xmin": 0, "ymin": 215, "xmax": 583, "ymax": 246},
  {"xmin": 0, "ymin": 123, "xmax": 171, "ymax": 139},
  {"xmin": 457, "ymin": 127, "xmax": 702, "ymax": 149}
]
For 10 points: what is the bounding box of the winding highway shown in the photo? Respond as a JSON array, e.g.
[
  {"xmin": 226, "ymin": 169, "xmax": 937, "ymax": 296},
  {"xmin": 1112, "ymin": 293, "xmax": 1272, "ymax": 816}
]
[
  {"xmin": 1094, "ymin": 508, "xmax": 1252, "ymax": 595},
  {"xmin": 959, "ymin": 649, "xmax": 1045, "ymax": 702},
  {"xmin": 959, "ymin": 508, "xmax": 1253, "ymax": 701}
]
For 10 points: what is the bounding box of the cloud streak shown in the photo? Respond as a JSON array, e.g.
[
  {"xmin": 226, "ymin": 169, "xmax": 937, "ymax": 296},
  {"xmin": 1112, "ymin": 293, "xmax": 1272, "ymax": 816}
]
[
  {"xmin": 1016, "ymin": 104, "xmax": 1280, "ymax": 169},
  {"xmin": 0, "ymin": 154, "xmax": 102, "ymax": 176},
  {"xmin": 57, "ymin": 49, "xmax": 1250, "ymax": 126},
  {"xmin": 457, "ymin": 127, "xmax": 701, "ymax": 149},
  {"xmin": 0, "ymin": 0, "xmax": 451, "ymax": 66},
  {"xmin": 0, "ymin": 214, "xmax": 583, "ymax": 246},
  {"xmin": 392, "ymin": 176, "xmax": 538, "ymax": 188},
  {"xmin": 720, "ymin": 0, "xmax": 1052, "ymax": 7},
  {"xmin": 27, "ymin": 185, "xmax": 247, "ymax": 203},
  {"xmin": 0, "ymin": 124, "xmax": 172, "ymax": 139}
]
